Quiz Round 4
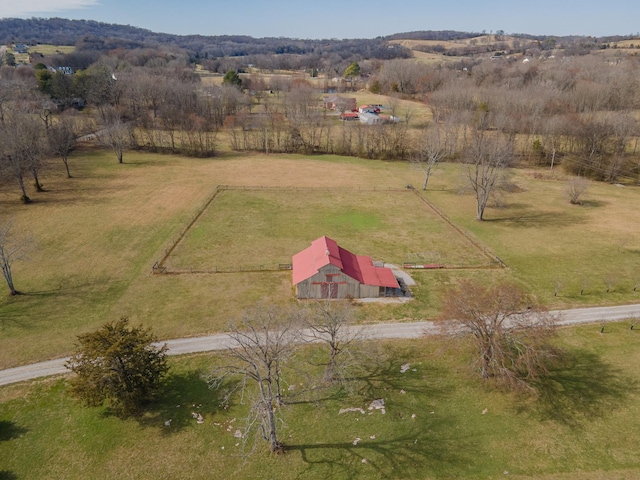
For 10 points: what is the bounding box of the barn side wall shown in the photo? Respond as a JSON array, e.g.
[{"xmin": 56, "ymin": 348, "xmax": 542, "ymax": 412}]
[
  {"xmin": 296, "ymin": 264, "xmax": 365, "ymax": 299},
  {"xmin": 359, "ymin": 284, "xmax": 381, "ymax": 298}
]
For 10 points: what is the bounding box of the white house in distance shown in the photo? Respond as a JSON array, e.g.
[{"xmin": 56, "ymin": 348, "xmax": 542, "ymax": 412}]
[{"xmin": 292, "ymin": 236, "xmax": 399, "ymax": 299}]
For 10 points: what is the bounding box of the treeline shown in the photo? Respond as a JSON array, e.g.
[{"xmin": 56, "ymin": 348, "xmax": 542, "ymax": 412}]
[
  {"xmin": 2, "ymin": 44, "xmax": 640, "ymax": 207},
  {"xmin": 0, "ymin": 18, "xmax": 412, "ymax": 64},
  {"xmin": 224, "ymin": 53, "xmax": 640, "ymax": 183},
  {"xmin": 385, "ymin": 30, "xmax": 483, "ymax": 41}
]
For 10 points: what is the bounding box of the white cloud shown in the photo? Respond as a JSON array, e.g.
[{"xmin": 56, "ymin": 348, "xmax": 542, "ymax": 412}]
[{"xmin": 0, "ymin": 0, "xmax": 99, "ymax": 17}]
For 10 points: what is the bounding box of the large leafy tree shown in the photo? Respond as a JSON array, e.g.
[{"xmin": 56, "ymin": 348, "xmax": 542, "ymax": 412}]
[{"xmin": 66, "ymin": 317, "xmax": 169, "ymax": 416}]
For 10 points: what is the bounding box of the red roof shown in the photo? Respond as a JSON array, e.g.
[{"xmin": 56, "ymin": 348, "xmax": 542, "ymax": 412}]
[{"xmin": 292, "ymin": 236, "xmax": 399, "ymax": 288}]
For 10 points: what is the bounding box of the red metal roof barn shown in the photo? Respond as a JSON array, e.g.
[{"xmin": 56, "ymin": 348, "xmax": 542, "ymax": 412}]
[{"xmin": 292, "ymin": 236, "xmax": 399, "ymax": 299}]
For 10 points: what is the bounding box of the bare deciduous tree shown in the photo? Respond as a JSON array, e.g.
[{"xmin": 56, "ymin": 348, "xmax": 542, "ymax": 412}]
[
  {"xmin": 210, "ymin": 303, "xmax": 300, "ymax": 454},
  {"xmin": 302, "ymin": 301, "xmax": 363, "ymax": 384},
  {"xmin": 98, "ymin": 118, "xmax": 133, "ymax": 164},
  {"xmin": 0, "ymin": 221, "xmax": 31, "ymax": 295},
  {"xmin": 48, "ymin": 116, "xmax": 78, "ymax": 178},
  {"xmin": 552, "ymin": 277, "xmax": 565, "ymax": 297},
  {"xmin": 411, "ymin": 124, "xmax": 452, "ymax": 190},
  {"xmin": 465, "ymin": 129, "xmax": 514, "ymax": 221},
  {"xmin": 603, "ymin": 274, "xmax": 617, "ymax": 293},
  {"xmin": 1, "ymin": 111, "xmax": 47, "ymax": 202},
  {"xmin": 441, "ymin": 280, "xmax": 558, "ymax": 391},
  {"xmin": 565, "ymin": 176, "xmax": 590, "ymax": 205}
]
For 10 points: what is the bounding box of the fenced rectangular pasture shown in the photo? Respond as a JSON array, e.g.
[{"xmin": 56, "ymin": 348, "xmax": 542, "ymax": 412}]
[{"xmin": 161, "ymin": 186, "xmax": 495, "ymax": 273}]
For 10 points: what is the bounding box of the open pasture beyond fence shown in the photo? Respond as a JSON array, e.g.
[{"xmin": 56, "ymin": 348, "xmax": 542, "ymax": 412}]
[{"xmin": 157, "ymin": 186, "xmax": 498, "ymax": 274}]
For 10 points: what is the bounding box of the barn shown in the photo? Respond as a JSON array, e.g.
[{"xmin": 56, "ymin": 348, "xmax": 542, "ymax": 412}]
[{"xmin": 292, "ymin": 236, "xmax": 399, "ymax": 299}]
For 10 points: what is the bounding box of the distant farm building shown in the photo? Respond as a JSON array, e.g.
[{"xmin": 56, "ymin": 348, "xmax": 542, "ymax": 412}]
[
  {"xmin": 358, "ymin": 105, "xmax": 380, "ymax": 114},
  {"xmin": 13, "ymin": 44, "xmax": 28, "ymax": 54},
  {"xmin": 323, "ymin": 95, "xmax": 357, "ymax": 112},
  {"xmin": 340, "ymin": 112, "xmax": 359, "ymax": 121},
  {"xmin": 292, "ymin": 236, "xmax": 399, "ymax": 299},
  {"xmin": 359, "ymin": 112, "xmax": 383, "ymax": 125}
]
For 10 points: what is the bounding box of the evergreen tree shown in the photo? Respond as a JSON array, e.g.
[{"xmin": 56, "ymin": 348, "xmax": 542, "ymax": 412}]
[
  {"xmin": 66, "ymin": 318, "xmax": 169, "ymax": 416},
  {"xmin": 222, "ymin": 70, "xmax": 243, "ymax": 89}
]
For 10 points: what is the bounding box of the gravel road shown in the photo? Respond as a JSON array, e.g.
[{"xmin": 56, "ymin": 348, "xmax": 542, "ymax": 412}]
[{"xmin": 1, "ymin": 303, "xmax": 639, "ymax": 387}]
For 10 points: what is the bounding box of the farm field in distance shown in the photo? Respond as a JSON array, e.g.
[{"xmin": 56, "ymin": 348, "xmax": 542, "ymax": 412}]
[{"xmin": 0, "ymin": 149, "xmax": 639, "ymax": 369}]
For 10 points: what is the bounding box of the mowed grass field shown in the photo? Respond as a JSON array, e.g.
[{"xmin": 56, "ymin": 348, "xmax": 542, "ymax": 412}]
[
  {"xmin": 422, "ymin": 167, "xmax": 640, "ymax": 307},
  {"xmin": 2, "ymin": 324, "xmax": 640, "ymax": 479},
  {"xmin": 0, "ymin": 148, "xmax": 639, "ymax": 370},
  {"xmin": 166, "ymin": 188, "xmax": 489, "ymax": 272}
]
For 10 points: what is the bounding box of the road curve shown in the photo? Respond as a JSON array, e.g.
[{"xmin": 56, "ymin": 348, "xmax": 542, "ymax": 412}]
[{"xmin": 1, "ymin": 303, "xmax": 639, "ymax": 387}]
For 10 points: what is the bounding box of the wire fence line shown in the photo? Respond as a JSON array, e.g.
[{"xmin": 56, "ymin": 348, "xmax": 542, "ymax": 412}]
[
  {"xmin": 218, "ymin": 185, "xmax": 414, "ymax": 192},
  {"xmin": 151, "ymin": 184, "xmax": 415, "ymax": 275},
  {"xmin": 154, "ymin": 264, "xmax": 293, "ymax": 275},
  {"xmin": 152, "ymin": 185, "xmax": 225, "ymax": 274},
  {"xmin": 410, "ymin": 189, "xmax": 507, "ymax": 268},
  {"xmin": 151, "ymin": 184, "xmax": 505, "ymax": 276}
]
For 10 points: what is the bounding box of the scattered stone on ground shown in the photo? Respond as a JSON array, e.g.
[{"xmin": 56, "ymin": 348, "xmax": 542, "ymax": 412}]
[
  {"xmin": 369, "ymin": 435, "xmax": 376, "ymax": 439},
  {"xmin": 192, "ymin": 412, "xmax": 204, "ymax": 423},
  {"xmin": 164, "ymin": 419, "xmax": 171, "ymax": 426},
  {"xmin": 233, "ymin": 429, "xmax": 243, "ymax": 438},
  {"xmin": 368, "ymin": 398, "xmax": 386, "ymax": 414},
  {"xmin": 353, "ymin": 437, "xmax": 361, "ymax": 445},
  {"xmin": 400, "ymin": 389, "xmax": 406, "ymax": 394},
  {"xmin": 339, "ymin": 407, "xmax": 366, "ymax": 415},
  {"xmin": 362, "ymin": 458, "xmax": 368, "ymax": 463},
  {"xmin": 400, "ymin": 363, "xmax": 411, "ymax": 373},
  {"xmin": 411, "ymin": 414, "xmax": 416, "ymax": 419},
  {"xmin": 482, "ymin": 408, "xmax": 488, "ymax": 415}
]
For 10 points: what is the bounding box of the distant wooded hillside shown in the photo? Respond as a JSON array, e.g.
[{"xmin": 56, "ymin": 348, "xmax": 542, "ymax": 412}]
[{"xmin": 0, "ymin": 17, "xmax": 412, "ymax": 60}]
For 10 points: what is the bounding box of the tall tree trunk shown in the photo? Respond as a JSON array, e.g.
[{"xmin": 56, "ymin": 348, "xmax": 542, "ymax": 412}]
[
  {"xmin": 17, "ymin": 174, "xmax": 30, "ymax": 204},
  {"xmin": 62, "ymin": 155, "xmax": 72, "ymax": 178},
  {"xmin": 1, "ymin": 263, "xmax": 17, "ymax": 295},
  {"xmin": 31, "ymin": 168, "xmax": 44, "ymax": 192}
]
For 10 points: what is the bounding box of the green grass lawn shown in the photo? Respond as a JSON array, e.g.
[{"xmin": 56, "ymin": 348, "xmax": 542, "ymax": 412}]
[
  {"xmin": 166, "ymin": 188, "xmax": 489, "ymax": 271},
  {"xmin": 2, "ymin": 323, "xmax": 640, "ymax": 479},
  {"xmin": 420, "ymin": 165, "xmax": 640, "ymax": 307}
]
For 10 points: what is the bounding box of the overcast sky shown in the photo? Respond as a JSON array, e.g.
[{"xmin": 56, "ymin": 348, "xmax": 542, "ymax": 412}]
[{"xmin": 2, "ymin": 0, "xmax": 639, "ymax": 39}]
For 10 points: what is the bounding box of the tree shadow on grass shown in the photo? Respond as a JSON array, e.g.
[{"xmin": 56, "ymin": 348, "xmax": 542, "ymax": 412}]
[
  {"xmin": 0, "ymin": 420, "xmax": 28, "ymax": 442},
  {"xmin": 485, "ymin": 208, "xmax": 584, "ymax": 228},
  {"xmin": 345, "ymin": 351, "xmax": 453, "ymax": 402},
  {"xmin": 581, "ymin": 199, "xmax": 607, "ymax": 208},
  {"xmin": 285, "ymin": 345, "xmax": 453, "ymax": 408},
  {"xmin": 288, "ymin": 416, "xmax": 480, "ymax": 480},
  {"xmin": 135, "ymin": 371, "xmax": 235, "ymax": 434},
  {"xmin": 0, "ymin": 420, "xmax": 25, "ymax": 480},
  {"xmin": 527, "ymin": 349, "xmax": 637, "ymax": 427}
]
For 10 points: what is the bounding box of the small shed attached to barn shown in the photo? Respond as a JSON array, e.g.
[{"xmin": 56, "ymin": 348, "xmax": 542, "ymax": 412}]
[{"xmin": 292, "ymin": 236, "xmax": 399, "ymax": 299}]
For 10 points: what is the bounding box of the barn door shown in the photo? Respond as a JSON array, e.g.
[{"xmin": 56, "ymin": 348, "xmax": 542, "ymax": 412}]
[{"xmin": 321, "ymin": 281, "xmax": 339, "ymax": 299}]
